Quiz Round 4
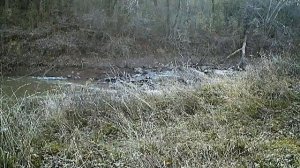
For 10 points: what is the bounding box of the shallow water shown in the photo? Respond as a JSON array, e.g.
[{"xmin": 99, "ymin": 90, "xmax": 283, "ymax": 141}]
[
  {"xmin": 1, "ymin": 67, "xmax": 232, "ymax": 98},
  {"xmin": 0, "ymin": 76, "xmax": 63, "ymax": 98}
]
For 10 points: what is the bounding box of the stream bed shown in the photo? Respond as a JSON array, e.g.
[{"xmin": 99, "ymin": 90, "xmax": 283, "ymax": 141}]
[{"xmin": 1, "ymin": 66, "xmax": 237, "ymax": 99}]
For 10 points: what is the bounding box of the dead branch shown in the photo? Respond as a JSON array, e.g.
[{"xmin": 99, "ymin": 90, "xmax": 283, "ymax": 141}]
[
  {"xmin": 227, "ymin": 48, "xmax": 242, "ymax": 59},
  {"xmin": 227, "ymin": 35, "xmax": 247, "ymax": 59},
  {"xmin": 43, "ymin": 64, "xmax": 57, "ymax": 77}
]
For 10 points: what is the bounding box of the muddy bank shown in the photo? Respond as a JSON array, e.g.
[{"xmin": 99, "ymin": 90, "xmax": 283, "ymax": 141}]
[
  {"xmin": 0, "ymin": 25, "xmax": 242, "ymax": 77},
  {"xmin": 0, "ymin": 26, "xmax": 173, "ymax": 73}
]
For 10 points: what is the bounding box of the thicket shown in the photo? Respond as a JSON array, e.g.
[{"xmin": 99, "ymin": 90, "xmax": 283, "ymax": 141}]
[{"xmin": 1, "ymin": 0, "xmax": 299, "ymax": 50}]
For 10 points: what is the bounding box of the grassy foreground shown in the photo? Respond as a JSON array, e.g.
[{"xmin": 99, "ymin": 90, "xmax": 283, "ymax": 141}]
[{"xmin": 1, "ymin": 57, "xmax": 300, "ymax": 167}]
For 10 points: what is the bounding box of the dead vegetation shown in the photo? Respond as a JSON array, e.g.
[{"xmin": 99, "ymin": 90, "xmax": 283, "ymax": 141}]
[{"xmin": 1, "ymin": 56, "xmax": 299, "ymax": 167}]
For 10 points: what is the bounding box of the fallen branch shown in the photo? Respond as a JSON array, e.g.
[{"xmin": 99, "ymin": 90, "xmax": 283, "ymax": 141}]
[
  {"xmin": 43, "ymin": 64, "xmax": 57, "ymax": 77},
  {"xmin": 227, "ymin": 35, "xmax": 248, "ymax": 59},
  {"xmin": 227, "ymin": 48, "xmax": 242, "ymax": 59}
]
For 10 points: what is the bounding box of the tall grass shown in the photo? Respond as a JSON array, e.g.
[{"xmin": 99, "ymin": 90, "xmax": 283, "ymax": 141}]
[{"xmin": 1, "ymin": 57, "xmax": 299, "ymax": 167}]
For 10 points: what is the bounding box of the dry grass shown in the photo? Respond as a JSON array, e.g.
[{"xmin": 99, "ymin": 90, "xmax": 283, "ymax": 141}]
[{"xmin": 1, "ymin": 57, "xmax": 300, "ymax": 167}]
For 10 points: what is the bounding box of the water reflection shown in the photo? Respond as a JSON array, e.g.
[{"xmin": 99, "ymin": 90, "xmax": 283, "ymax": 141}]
[{"xmin": 1, "ymin": 77, "xmax": 58, "ymax": 98}]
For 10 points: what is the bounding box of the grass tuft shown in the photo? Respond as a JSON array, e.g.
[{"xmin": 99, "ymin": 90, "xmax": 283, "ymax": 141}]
[{"xmin": 1, "ymin": 57, "xmax": 299, "ymax": 167}]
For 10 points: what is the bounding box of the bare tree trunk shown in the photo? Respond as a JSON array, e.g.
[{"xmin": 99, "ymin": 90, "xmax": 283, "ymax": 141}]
[
  {"xmin": 39, "ymin": 0, "xmax": 44, "ymax": 13},
  {"xmin": 226, "ymin": 34, "xmax": 248, "ymax": 70},
  {"xmin": 153, "ymin": 0, "xmax": 158, "ymax": 7},
  {"xmin": 4, "ymin": 0, "xmax": 10, "ymax": 24},
  {"xmin": 212, "ymin": 0, "xmax": 215, "ymax": 14},
  {"xmin": 4, "ymin": 0, "xmax": 9, "ymax": 9},
  {"xmin": 0, "ymin": 0, "xmax": 4, "ymax": 7},
  {"xmin": 103, "ymin": 0, "xmax": 117, "ymax": 17},
  {"xmin": 211, "ymin": 0, "xmax": 215, "ymax": 31},
  {"xmin": 166, "ymin": 0, "xmax": 170, "ymax": 36},
  {"xmin": 18, "ymin": 0, "xmax": 29, "ymax": 10},
  {"xmin": 238, "ymin": 34, "xmax": 248, "ymax": 70},
  {"xmin": 172, "ymin": 0, "xmax": 181, "ymax": 36}
]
